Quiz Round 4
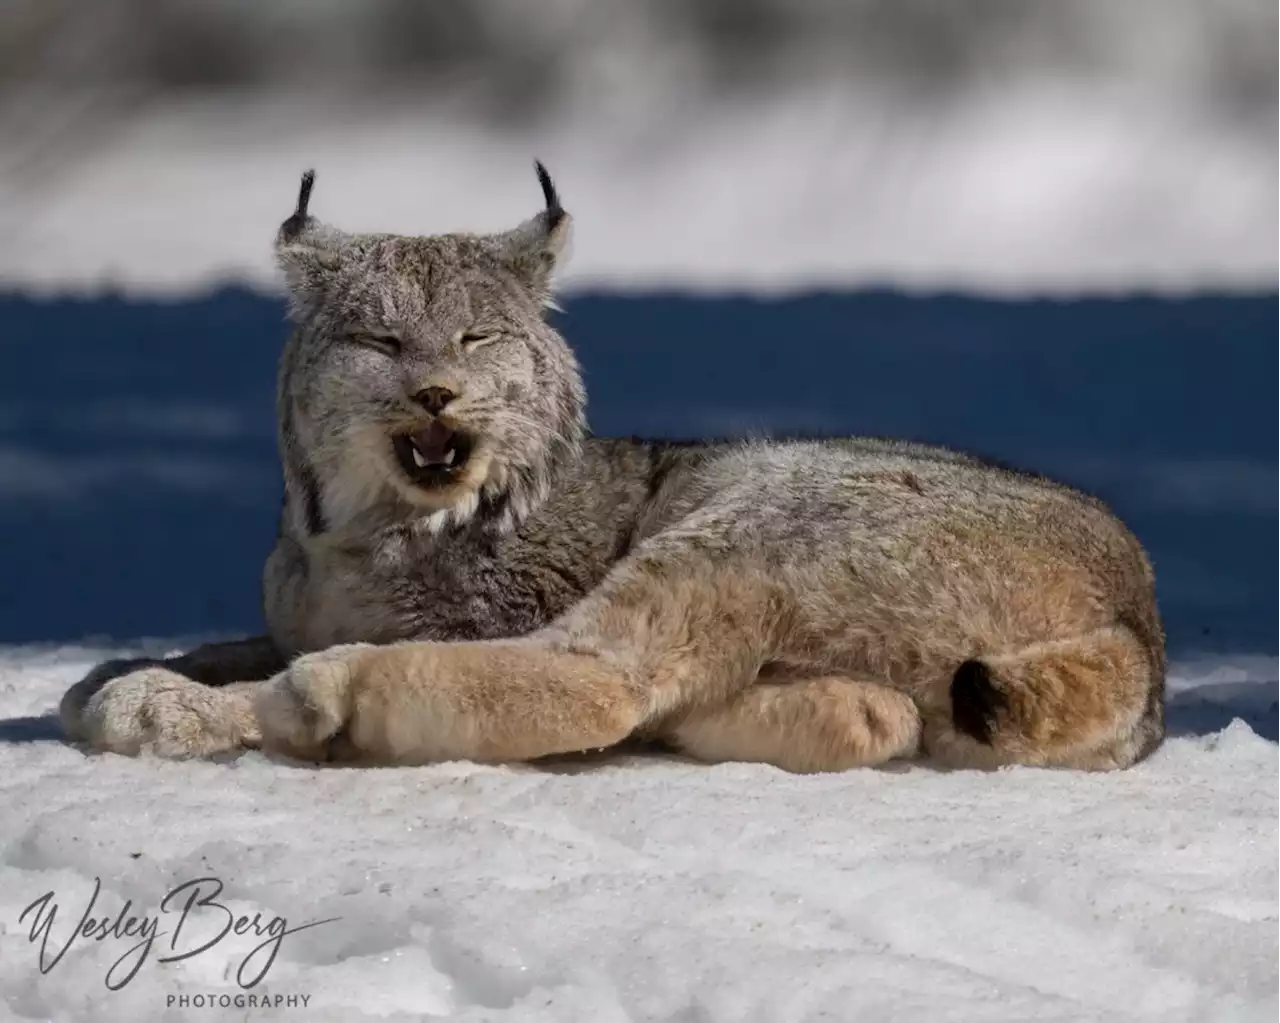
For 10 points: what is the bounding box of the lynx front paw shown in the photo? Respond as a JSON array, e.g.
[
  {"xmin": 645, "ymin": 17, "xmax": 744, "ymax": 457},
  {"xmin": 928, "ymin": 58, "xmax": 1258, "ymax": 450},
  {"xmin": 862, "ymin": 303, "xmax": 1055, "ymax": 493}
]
[
  {"xmin": 69, "ymin": 668, "xmax": 260, "ymax": 758},
  {"xmin": 255, "ymin": 645, "xmax": 375, "ymax": 763}
]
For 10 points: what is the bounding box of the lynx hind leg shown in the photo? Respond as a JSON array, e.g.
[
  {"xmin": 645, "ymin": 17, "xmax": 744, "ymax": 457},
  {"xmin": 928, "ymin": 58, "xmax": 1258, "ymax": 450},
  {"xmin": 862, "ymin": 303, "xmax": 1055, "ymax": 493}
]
[
  {"xmin": 666, "ymin": 677, "xmax": 922, "ymax": 774},
  {"xmin": 928, "ymin": 622, "xmax": 1163, "ymax": 771}
]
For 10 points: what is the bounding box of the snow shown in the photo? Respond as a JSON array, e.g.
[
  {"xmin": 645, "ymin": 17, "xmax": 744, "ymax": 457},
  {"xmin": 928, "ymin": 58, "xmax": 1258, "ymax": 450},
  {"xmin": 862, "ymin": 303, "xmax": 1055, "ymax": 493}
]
[
  {"xmin": 5, "ymin": 11, "xmax": 1273, "ymax": 1014},
  {"xmin": 1, "ymin": 85, "xmax": 1273, "ymax": 298},
  {"xmin": 1, "ymin": 645, "xmax": 1274, "ymax": 1022}
]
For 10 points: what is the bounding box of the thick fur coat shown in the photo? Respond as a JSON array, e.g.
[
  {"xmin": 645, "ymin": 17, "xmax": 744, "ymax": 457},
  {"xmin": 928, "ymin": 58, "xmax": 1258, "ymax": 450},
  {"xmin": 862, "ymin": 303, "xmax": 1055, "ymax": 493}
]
[{"xmin": 61, "ymin": 166, "xmax": 1166, "ymax": 772}]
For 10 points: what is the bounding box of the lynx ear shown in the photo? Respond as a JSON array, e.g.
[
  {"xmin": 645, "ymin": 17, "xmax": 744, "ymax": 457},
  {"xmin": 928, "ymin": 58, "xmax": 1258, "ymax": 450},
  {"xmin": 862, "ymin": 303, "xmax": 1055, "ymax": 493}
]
[
  {"xmin": 274, "ymin": 170, "xmax": 347, "ymax": 318},
  {"xmin": 499, "ymin": 161, "xmax": 572, "ymax": 300}
]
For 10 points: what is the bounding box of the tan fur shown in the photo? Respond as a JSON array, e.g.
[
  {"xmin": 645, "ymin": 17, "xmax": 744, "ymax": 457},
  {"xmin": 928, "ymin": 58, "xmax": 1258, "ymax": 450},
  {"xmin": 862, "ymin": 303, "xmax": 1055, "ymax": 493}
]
[
  {"xmin": 257, "ymin": 640, "xmax": 647, "ymax": 765},
  {"xmin": 253, "ymin": 484, "xmax": 1162, "ymax": 771},
  {"xmin": 667, "ymin": 678, "xmax": 922, "ymax": 773},
  {"xmin": 62, "ymin": 167, "xmax": 1166, "ymax": 774},
  {"xmin": 923, "ymin": 626, "xmax": 1156, "ymax": 770}
]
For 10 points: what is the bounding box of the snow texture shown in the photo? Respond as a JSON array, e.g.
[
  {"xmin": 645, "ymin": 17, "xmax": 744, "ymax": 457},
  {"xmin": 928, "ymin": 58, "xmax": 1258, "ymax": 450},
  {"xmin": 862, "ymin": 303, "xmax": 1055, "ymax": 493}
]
[{"xmin": 0, "ymin": 646, "xmax": 1275, "ymax": 1022}]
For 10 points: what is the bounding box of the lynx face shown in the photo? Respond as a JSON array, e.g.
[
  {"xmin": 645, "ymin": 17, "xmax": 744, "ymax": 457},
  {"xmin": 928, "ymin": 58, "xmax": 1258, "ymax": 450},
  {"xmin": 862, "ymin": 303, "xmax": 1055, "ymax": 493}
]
[{"xmin": 274, "ymin": 166, "xmax": 586, "ymax": 534}]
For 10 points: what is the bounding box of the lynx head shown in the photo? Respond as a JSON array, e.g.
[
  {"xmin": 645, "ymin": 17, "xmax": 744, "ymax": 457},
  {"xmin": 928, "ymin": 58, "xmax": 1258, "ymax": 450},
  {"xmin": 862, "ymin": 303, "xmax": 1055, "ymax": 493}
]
[{"xmin": 274, "ymin": 163, "xmax": 585, "ymax": 536}]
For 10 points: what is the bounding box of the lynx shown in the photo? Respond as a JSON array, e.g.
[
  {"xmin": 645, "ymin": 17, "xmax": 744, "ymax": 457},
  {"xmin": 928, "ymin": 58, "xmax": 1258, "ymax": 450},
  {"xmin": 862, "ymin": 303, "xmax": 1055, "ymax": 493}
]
[{"xmin": 60, "ymin": 165, "xmax": 1166, "ymax": 772}]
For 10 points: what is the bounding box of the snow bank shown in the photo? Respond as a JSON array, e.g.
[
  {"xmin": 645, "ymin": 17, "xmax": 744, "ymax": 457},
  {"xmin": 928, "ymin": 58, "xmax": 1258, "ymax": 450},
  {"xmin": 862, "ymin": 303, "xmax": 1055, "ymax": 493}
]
[
  {"xmin": 1, "ymin": 646, "xmax": 1275, "ymax": 1021},
  {"xmin": 2, "ymin": 1, "xmax": 1274, "ymax": 297},
  {"xmin": 2, "ymin": 87, "xmax": 1272, "ymax": 299}
]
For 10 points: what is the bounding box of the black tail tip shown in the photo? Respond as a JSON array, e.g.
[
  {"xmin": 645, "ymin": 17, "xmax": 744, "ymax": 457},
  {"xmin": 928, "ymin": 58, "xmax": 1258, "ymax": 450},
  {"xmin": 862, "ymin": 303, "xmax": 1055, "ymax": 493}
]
[{"xmin": 951, "ymin": 659, "xmax": 1005, "ymax": 745}]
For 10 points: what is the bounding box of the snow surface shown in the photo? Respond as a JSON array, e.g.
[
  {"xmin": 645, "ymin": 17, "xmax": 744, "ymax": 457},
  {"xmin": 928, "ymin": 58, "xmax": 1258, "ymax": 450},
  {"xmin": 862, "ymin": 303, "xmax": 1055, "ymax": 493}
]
[{"xmin": 0, "ymin": 645, "xmax": 1275, "ymax": 1022}]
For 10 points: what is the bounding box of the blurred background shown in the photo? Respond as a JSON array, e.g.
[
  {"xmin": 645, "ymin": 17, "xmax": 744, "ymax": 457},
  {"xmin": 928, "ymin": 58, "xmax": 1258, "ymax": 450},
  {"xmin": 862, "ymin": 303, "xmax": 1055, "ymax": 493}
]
[
  {"xmin": 1, "ymin": 0, "xmax": 1275, "ymax": 293},
  {"xmin": 0, "ymin": 1, "xmax": 1276, "ymax": 655}
]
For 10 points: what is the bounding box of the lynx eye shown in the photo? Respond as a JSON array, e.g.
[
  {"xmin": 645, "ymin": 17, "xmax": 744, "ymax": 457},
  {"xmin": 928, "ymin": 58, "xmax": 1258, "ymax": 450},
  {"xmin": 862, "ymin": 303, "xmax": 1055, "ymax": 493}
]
[
  {"xmin": 458, "ymin": 329, "xmax": 499, "ymax": 351},
  {"xmin": 350, "ymin": 333, "xmax": 402, "ymax": 357}
]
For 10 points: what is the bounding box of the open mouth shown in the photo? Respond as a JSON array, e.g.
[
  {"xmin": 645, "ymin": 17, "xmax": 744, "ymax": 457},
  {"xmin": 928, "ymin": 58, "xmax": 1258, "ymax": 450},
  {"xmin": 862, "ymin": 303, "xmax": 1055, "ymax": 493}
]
[{"xmin": 391, "ymin": 421, "xmax": 474, "ymax": 486}]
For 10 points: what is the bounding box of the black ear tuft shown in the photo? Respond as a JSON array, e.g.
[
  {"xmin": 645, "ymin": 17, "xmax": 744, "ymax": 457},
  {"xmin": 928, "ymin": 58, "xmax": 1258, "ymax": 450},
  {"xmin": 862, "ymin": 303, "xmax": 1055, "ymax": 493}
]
[
  {"xmin": 533, "ymin": 160, "xmax": 565, "ymax": 230},
  {"xmin": 496, "ymin": 163, "xmax": 572, "ymax": 299},
  {"xmin": 280, "ymin": 169, "xmax": 317, "ymax": 244}
]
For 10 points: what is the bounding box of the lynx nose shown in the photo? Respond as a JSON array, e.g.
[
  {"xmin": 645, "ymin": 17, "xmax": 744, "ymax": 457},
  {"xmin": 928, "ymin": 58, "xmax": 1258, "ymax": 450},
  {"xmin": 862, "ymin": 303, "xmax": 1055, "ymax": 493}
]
[{"xmin": 412, "ymin": 386, "xmax": 457, "ymax": 416}]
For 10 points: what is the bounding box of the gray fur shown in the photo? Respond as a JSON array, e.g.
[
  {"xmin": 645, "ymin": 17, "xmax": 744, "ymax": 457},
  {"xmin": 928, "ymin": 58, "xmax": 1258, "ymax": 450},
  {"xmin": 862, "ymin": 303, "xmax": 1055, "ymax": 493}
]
[{"xmin": 62, "ymin": 166, "xmax": 1166, "ymax": 773}]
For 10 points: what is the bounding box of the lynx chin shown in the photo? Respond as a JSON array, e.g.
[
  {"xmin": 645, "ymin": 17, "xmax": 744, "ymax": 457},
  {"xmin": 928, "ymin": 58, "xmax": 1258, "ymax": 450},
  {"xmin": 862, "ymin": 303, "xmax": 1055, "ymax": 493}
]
[{"xmin": 61, "ymin": 163, "xmax": 1166, "ymax": 773}]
